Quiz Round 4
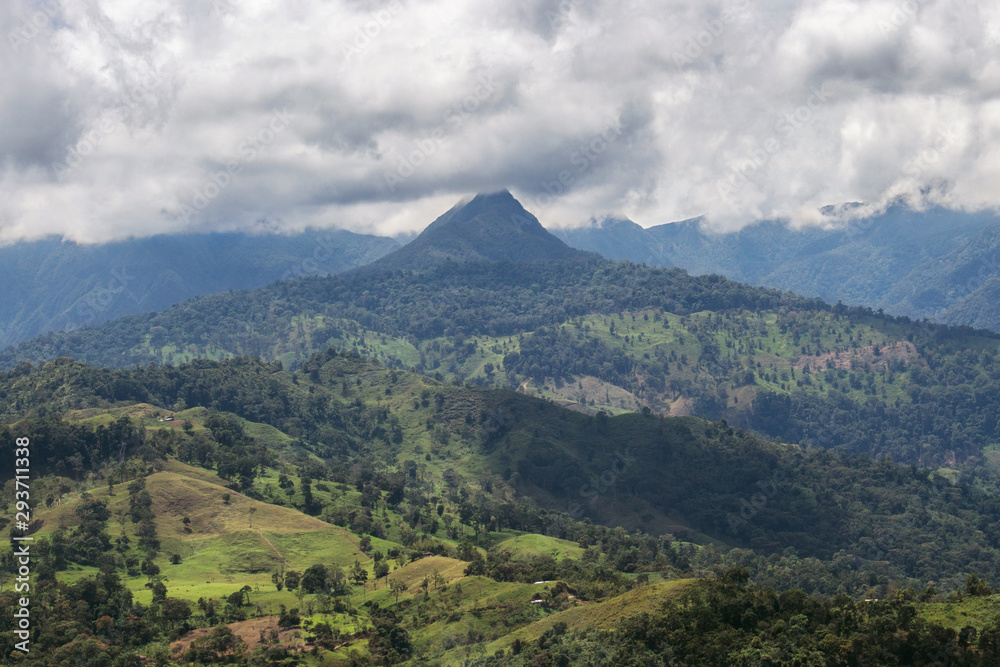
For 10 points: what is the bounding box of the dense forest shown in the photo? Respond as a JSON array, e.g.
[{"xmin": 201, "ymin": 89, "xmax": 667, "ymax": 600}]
[
  {"xmin": 468, "ymin": 573, "xmax": 1000, "ymax": 666},
  {"xmin": 6, "ymin": 201, "xmax": 1000, "ymax": 663},
  {"xmin": 6, "ymin": 353, "xmax": 1000, "ymax": 588},
  {"xmin": 5, "ymin": 351, "xmax": 1000, "ymax": 663},
  {"xmin": 4, "ymin": 257, "xmax": 1000, "ymax": 470}
]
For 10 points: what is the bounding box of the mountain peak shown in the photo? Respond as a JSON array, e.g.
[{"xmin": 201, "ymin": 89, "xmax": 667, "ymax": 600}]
[{"xmin": 367, "ymin": 191, "xmax": 589, "ymax": 271}]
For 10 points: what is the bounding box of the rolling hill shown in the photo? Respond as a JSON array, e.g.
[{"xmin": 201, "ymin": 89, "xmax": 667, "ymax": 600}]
[
  {"xmin": 4, "ymin": 193, "xmax": 1000, "ymax": 472},
  {"xmin": 4, "ymin": 350, "xmax": 1000, "ymax": 663},
  {"xmin": 5, "ymin": 350, "xmax": 1000, "ymax": 588}
]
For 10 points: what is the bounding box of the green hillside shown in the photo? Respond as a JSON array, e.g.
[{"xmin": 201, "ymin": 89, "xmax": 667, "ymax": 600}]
[
  {"xmin": 4, "ymin": 190, "xmax": 1000, "ymax": 474},
  {"xmin": 6, "ymin": 194, "xmax": 1000, "ymax": 664},
  {"xmin": 5, "ymin": 352, "xmax": 1000, "ymax": 664},
  {"xmin": 4, "ymin": 249, "xmax": 1000, "ymax": 471}
]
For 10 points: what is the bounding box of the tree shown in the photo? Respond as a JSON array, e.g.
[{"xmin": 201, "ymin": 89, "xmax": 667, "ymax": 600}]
[
  {"xmin": 327, "ymin": 565, "xmax": 349, "ymax": 597},
  {"xmin": 185, "ymin": 624, "xmax": 247, "ymax": 663},
  {"xmin": 375, "ymin": 561, "xmax": 390, "ymax": 588},
  {"xmin": 96, "ymin": 615, "xmax": 114, "ymax": 635},
  {"xmin": 226, "ymin": 585, "xmax": 252, "ymax": 607},
  {"xmin": 350, "ymin": 560, "xmax": 369, "ymax": 587},
  {"xmin": 285, "ymin": 570, "xmax": 301, "ymax": 592},
  {"xmin": 389, "ymin": 578, "xmax": 407, "ymax": 604},
  {"xmin": 367, "ymin": 606, "xmax": 412, "ymax": 665},
  {"xmin": 301, "ymin": 564, "xmax": 329, "ymax": 594},
  {"xmin": 278, "ymin": 605, "xmax": 301, "ymax": 628},
  {"xmin": 966, "ymin": 573, "xmax": 992, "ymax": 597},
  {"xmin": 151, "ymin": 581, "xmax": 167, "ymax": 602},
  {"xmin": 161, "ymin": 598, "xmax": 193, "ymax": 627}
]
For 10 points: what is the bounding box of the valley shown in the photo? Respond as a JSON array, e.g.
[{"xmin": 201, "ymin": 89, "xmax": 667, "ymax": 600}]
[
  {"xmin": 6, "ymin": 2, "xmax": 997, "ymax": 663},
  {"xmin": 5, "ymin": 193, "xmax": 1000, "ymax": 664}
]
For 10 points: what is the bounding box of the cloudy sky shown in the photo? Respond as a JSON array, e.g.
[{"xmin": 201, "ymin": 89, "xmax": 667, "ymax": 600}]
[{"xmin": 1, "ymin": 0, "xmax": 998, "ymax": 243}]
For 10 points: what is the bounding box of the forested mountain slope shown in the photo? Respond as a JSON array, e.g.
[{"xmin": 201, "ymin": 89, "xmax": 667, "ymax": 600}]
[
  {"xmin": 558, "ymin": 204, "xmax": 1000, "ymax": 329},
  {"xmin": 0, "ymin": 228, "xmax": 399, "ymax": 348},
  {"xmin": 5, "ymin": 352, "xmax": 1000, "ymax": 593},
  {"xmin": 5, "ymin": 352, "xmax": 1000, "ymax": 663},
  {"xmin": 363, "ymin": 190, "xmax": 587, "ymax": 271},
  {"xmin": 5, "ymin": 194, "xmax": 1000, "ymax": 473}
]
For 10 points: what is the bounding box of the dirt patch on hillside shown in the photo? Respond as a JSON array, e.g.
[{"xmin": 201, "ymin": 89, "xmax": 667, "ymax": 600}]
[
  {"xmin": 544, "ymin": 375, "xmax": 647, "ymax": 413},
  {"xmin": 792, "ymin": 341, "xmax": 919, "ymax": 373},
  {"xmin": 666, "ymin": 396, "xmax": 695, "ymax": 416},
  {"xmin": 169, "ymin": 616, "xmax": 306, "ymax": 658}
]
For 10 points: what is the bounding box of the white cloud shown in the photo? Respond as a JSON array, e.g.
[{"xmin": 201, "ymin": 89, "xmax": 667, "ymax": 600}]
[{"xmin": 0, "ymin": 0, "xmax": 997, "ymax": 243}]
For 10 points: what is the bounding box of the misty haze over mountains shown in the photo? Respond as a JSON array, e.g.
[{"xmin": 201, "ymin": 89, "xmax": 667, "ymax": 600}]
[
  {"xmin": 555, "ymin": 204, "xmax": 1000, "ymax": 331},
  {"xmin": 4, "ymin": 193, "xmax": 1000, "ymax": 352},
  {"xmin": 9, "ymin": 2, "xmax": 1000, "ymax": 663},
  {"xmin": 0, "ymin": 229, "xmax": 398, "ymax": 349}
]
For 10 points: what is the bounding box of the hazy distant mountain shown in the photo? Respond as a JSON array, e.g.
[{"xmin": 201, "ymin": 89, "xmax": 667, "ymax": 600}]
[
  {"xmin": 880, "ymin": 224, "xmax": 1000, "ymax": 328},
  {"xmin": 0, "ymin": 229, "xmax": 399, "ymax": 348},
  {"xmin": 553, "ymin": 217, "xmax": 671, "ymax": 266},
  {"xmin": 556, "ymin": 205, "xmax": 1000, "ymax": 329},
  {"xmin": 367, "ymin": 190, "xmax": 589, "ymax": 271},
  {"xmin": 942, "ymin": 278, "xmax": 1000, "ymax": 331}
]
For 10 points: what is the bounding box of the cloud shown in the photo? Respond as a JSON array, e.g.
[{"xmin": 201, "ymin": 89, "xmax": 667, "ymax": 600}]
[{"xmin": 0, "ymin": 0, "xmax": 997, "ymax": 243}]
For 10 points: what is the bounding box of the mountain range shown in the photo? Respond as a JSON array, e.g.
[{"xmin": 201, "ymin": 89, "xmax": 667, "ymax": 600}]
[
  {"xmin": 5, "ymin": 191, "xmax": 1000, "ymax": 472},
  {"xmin": 6, "ymin": 191, "xmax": 1000, "ymax": 664},
  {"xmin": 555, "ymin": 204, "xmax": 1000, "ymax": 329},
  {"xmin": 0, "ymin": 229, "xmax": 399, "ymax": 349},
  {"xmin": 5, "ymin": 196, "xmax": 1000, "ymax": 359}
]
